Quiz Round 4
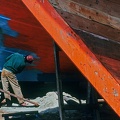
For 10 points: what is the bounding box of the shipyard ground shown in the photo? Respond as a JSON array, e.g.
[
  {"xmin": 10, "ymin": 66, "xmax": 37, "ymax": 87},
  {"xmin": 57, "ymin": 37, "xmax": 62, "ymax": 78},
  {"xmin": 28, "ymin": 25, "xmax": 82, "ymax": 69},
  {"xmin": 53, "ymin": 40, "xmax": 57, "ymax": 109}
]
[{"xmin": 0, "ymin": 81, "xmax": 119, "ymax": 120}]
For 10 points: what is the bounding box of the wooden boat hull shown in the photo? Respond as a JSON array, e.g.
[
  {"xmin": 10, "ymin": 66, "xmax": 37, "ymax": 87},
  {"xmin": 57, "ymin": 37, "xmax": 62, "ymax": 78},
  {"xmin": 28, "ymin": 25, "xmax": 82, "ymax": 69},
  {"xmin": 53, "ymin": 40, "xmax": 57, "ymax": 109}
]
[
  {"xmin": 0, "ymin": 0, "xmax": 78, "ymax": 81},
  {"xmin": 22, "ymin": 0, "xmax": 120, "ymax": 117},
  {"xmin": 1, "ymin": 0, "xmax": 120, "ymax": 117}
]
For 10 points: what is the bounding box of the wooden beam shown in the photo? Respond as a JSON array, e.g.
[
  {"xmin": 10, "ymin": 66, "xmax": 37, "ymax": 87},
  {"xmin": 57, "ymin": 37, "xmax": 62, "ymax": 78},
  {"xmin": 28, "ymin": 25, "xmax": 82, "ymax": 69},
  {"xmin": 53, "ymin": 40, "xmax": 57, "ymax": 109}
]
[{"xmin": 22, "ymin": 0, "xmax": 120, "ymax": 116}]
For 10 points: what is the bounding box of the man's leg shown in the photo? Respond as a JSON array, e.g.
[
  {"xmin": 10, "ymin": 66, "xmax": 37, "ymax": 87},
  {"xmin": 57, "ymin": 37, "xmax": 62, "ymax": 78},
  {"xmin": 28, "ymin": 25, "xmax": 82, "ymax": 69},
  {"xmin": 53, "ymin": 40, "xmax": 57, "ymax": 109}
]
[
  {"xmin": 1, "ymin": 69, "xmax": 11, "ymax": 101},
  {"xmin": 8, "ymin": 72, "xmax": 24, "ymax": 104},
  {"xmin": 0, "ymin": 77, "xmax": 5, "ymax": 103},
  {"xmin": 1, "ymin": 69, "xmax": 12, "ymax": 106}
]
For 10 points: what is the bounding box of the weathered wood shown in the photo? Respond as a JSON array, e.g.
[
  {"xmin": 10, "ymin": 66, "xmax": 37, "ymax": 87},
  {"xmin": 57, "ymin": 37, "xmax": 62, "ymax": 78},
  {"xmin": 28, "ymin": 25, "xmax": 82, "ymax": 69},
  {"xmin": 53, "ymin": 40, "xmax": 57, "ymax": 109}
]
[
  {"xmin": 56, "ymin": 9, "xmax": 120, "ymax": 42},
  {"xmin": 75, "ymin": 29, "xmax": 120, "ymax": 61},
  {"xmin": 96, "ymin": 55, "xmax": 120, "ymax": 81},
  {"xmin": 50, "ymin": 0, "xmax": 120, "ymax": 31},
  {"xmin": 106, "ymin": 0, "xmax": 120, "ymax": 5},
  {"xmin": 72, "ymin": 0, "xmax": 120, "ymax": 18}
]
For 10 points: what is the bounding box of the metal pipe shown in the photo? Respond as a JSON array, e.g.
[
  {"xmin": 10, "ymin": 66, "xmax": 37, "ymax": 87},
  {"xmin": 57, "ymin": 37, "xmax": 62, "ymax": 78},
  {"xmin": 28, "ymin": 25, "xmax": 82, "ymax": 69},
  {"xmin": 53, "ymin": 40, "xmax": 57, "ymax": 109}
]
[{"xmin": 53, "ymin": 41, "xmax": 64, "ymax": 120}]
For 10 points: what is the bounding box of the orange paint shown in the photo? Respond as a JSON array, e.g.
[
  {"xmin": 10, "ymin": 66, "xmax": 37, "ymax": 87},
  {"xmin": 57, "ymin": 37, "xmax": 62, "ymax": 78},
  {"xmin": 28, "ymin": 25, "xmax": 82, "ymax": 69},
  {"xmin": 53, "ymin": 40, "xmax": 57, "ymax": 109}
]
[{"xmin": 22, "ymin": 0, "xmax": 120, "ymax": 116}]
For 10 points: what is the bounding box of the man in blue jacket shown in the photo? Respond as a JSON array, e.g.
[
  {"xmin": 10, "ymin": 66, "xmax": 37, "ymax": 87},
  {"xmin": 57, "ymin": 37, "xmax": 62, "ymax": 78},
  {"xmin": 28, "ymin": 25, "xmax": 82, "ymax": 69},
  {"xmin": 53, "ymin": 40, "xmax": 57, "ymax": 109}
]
[{"xmin": 1, "ymin": 53, "xmax": 34, "ymax": 106}]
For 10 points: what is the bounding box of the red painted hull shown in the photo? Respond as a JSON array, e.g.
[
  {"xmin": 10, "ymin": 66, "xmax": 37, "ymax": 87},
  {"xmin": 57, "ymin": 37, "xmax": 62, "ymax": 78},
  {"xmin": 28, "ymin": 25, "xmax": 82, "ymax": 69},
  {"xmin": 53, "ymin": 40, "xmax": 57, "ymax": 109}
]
[
  {"xmin": 0, "ymin": 0, "xmax": 77, "ymax": 73},
  {"xmin": 22, "ymin": 0, "xmax": 120, "ymax": 117},
  {"xmin": 1, "ymin": 0, "xmax": 120, "ymax": 117}
]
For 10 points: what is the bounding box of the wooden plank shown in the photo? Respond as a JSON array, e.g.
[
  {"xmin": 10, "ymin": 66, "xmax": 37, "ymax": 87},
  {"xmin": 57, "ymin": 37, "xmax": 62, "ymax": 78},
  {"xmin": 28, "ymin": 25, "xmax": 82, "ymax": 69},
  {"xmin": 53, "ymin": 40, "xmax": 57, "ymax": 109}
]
[
  {"xmin": 75, "ymin": 29, "xmax": 120, "ymax": 61},
  {"xmin": 56, "ymin": 9, "xmax": 120, "ymax": 42},
  {"xmin": 22, "ymin": 0, "xmax": 120, "ymax": 116},
  {"xmin": 72, "ymin": 0, "xmax": 120, "ymax": 18},
  {"xmin": 50, "ymin": 0, "xmax": 120, "ymax": 31},
  {"xmin": 96, "ymin": 55, "xmax": 120, "ymax": 81},
  {"xmin": 107, "ymin": 0, "xmax": 120, "ymax": 5}
]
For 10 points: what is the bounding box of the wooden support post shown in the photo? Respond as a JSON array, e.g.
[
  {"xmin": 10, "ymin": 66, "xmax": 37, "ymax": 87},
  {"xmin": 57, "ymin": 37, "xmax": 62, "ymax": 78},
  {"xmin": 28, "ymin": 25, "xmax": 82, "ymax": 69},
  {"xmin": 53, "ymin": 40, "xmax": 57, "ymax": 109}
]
[{"xmin": 53, "ymin": 41, "xmax": 64, "ymax": 120}]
